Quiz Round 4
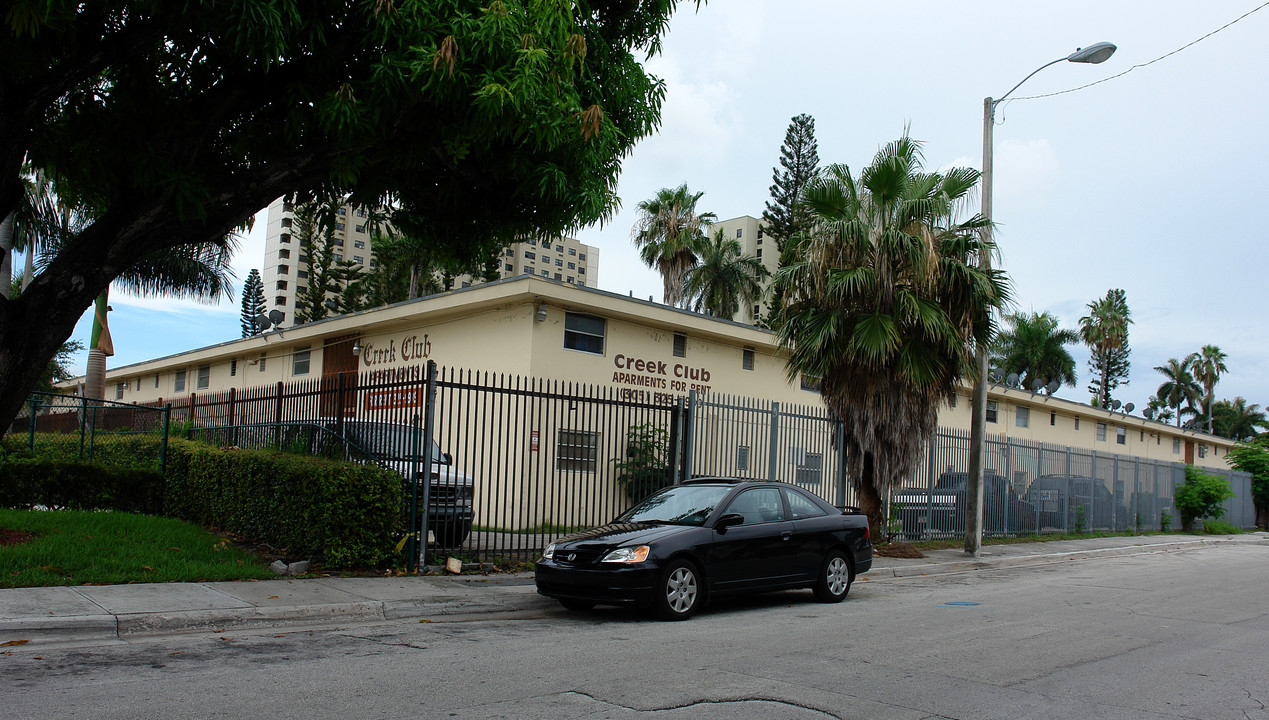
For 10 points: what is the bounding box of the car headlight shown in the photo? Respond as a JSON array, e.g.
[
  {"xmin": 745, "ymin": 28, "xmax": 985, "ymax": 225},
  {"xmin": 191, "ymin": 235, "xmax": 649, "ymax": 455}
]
[
  {"xmin": 601, "ymin": 545, "xmax": 650, "ymax": 563},
  {"xmin": 542, "ymin": 543, "xmax": 556, "ymax": 560}
]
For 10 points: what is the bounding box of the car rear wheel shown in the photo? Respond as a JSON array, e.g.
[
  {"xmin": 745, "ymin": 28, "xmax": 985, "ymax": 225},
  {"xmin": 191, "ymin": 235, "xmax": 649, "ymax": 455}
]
[
  {"xmin": 653, "ymin": 559, "xmax": 701, "ymax": 621},
  {"xmin": 813, "ymin": 550, "xmax": 852, "ymax": 603},
  {"xmin": 558, "ymin": 598, "xmax": 596, "ymax": 612}
]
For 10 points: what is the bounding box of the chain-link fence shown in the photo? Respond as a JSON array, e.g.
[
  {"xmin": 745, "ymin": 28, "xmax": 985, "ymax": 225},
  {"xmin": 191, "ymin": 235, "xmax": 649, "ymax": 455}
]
[{"xmin": 5, "ymin": 392, "xmax": 172, "ymax": 472}]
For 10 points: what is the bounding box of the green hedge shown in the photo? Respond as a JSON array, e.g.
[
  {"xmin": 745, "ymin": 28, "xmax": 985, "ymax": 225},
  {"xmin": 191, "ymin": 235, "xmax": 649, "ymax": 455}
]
[
  {"xmin": 0, "ymin": 458, "xmax": 165, "ymax": 513},
  {"xmin": 2, "ymin": 434, "xmax": 403, "ymax": 568}
]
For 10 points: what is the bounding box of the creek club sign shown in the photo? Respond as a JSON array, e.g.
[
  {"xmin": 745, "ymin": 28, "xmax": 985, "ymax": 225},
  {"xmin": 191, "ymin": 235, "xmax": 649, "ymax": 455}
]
[
  {"xmin": 611, "ymin": 352, "xmax": 713, "ymax": 405},
  {"xmin": 360, "ymin": 333, "xmax": 432, "ymax": 367}
]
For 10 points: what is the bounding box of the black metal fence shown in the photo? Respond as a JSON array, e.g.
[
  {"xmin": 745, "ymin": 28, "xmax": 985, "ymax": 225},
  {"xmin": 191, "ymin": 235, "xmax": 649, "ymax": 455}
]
[{"xmin": 8, "ymin": 370, "xmax": 1256, "ymax": 564}]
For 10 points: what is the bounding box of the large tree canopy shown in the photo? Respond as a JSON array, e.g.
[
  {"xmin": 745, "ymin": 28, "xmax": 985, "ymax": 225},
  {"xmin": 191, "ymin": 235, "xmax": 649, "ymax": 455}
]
[{"xmin": 0, "ymin": 0, "xmax": 694, "ymax": 430}]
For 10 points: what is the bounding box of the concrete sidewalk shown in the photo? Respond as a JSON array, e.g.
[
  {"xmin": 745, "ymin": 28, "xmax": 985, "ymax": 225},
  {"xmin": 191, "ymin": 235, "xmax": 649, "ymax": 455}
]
[{"xmin": 2, "ymin": 533, "xmax": 1263, "ymax": 647}]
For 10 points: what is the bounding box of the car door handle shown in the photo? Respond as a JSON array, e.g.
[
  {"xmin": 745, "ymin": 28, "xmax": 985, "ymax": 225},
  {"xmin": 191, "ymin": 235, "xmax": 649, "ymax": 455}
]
[{"xmin": 780, "ymin": 531, "xmax": 792, "ymax": 541}]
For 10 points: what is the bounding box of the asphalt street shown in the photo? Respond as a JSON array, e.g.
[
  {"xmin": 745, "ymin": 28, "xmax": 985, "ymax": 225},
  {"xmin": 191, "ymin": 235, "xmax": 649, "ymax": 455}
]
[{"xmin": 2, "ymin": 533, "xmax": 1267, "ymax": 719}]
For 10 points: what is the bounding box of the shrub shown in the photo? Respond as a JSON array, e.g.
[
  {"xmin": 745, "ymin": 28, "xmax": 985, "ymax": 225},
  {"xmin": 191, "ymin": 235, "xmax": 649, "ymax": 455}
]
[
  {"xmin": 1199, "ymin": 519, "xmax": 1240, "ymax": 535},
  {"xmin": 613, "ymin": 423, "xmax": 674, "ymax": 503},
  {"xmin": 1174, "ymin": 467, "xmax": 1235, "ymax": 531},
  {"xmin": 0, "ymin": 458, "xmax": 165, "ymax": 513}
]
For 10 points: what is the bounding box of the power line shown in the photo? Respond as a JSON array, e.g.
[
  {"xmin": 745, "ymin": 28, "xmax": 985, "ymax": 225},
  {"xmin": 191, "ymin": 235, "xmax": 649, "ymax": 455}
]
[{"xmin": 1010, "ymin": 1, "xmax": 1269, "ymax": 103}]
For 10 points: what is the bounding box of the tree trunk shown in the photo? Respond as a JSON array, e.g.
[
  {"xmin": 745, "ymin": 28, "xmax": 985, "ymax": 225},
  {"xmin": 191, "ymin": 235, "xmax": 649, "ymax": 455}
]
[
  {"xmin": 856, "ymin": 453, "xmax": 886, "ymax": 541},
  {"xmin": 0, "ymin": 213, "xmax": 12, "ymax": 299}
]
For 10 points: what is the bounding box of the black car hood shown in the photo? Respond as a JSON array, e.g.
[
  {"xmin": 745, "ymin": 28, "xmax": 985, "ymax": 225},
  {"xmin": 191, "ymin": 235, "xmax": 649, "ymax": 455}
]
[{"xmin": 553, "ymin": 522, "xmax": 687, "ymax": 549}]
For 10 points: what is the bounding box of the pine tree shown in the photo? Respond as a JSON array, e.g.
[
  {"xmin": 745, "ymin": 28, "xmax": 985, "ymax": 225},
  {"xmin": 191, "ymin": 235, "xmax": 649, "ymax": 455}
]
[
  {"xmin": 240, "ymin": 269, "xmax": 265, "ymax": 337},
  {"xmin": 762, "ymin": 114, "xmax": 820, "ymax": 252}
]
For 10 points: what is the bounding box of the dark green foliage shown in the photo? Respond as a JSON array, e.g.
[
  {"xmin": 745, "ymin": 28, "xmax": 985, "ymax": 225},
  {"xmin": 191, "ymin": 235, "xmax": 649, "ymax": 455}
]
[
  {"xmin": 762, "ymin": 114, "xmax": 820, "ymax": 252},
  {"xmin": 4, "ymin": 434, "xmax": 403, "ymax": 568},
  {"xmin": 240, "ymin": 268, "xmax": 265, "ymax": 337},
  {"xmin": 613, "ymin": 424, "xmax": 674, "ymax": 503},
  {"xmin": 991, "ymin": 311, "xmax": 1078, "ymax": 390},
  {"xmin": 0, "ymin": 0, "xmax": 689, "ymax": 434},
  {"xmin": 1079, "ymin": 289, "xmax": 1132, "ymax": 407},
  {"xmin": 1227, "ymin": 435, "xmax": 1269, "ymax": 529},
  {"xmin": 0, "ymin": 459, "xmax": 164, "ymax": 513},
  {"xmin": 1174, "ymin": 466, "xmax": 1235, "ymax": 531}
]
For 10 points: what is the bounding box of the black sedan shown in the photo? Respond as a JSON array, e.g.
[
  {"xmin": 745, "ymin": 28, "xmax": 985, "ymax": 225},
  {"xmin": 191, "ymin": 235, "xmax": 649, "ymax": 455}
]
[{"xmin": 535, "ymin": 478, "xmax": 873, "ymax": 620}]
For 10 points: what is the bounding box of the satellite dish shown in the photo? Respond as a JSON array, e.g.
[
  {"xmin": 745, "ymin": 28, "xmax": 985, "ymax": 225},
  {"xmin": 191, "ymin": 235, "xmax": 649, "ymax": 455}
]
[
  {"xmin": 1124, "ymin": 402, "xmax": 1135, "ymax": 414},
  {"xmin": 268, "ymin": 309, "xmax": 285, "ymax": 326},
  {"xmin": 254, "ymin": 314, "xmax": 272, "ymax": 332},
  {"xmin": 990, "ymin": 368, "xmax": 1004, "ymax": 382},
  {"xmin": 1111, "ymin": 399, "xmax": 1121, "ymax": 410},
  {"xmin": 1006, "ymin": 373, "xmax": 1020, "ymax": 388},
  {"xmin": 1143, "ymin": 407, "xmax": 1155, "ymax": 420},
  {"xmin": 1031, "ymin": 378, "xmax": 1044, "ymax": 392},
  {"xmin": 1045, "ymin": 381, "xmax": 1060, "ymax": 395}
]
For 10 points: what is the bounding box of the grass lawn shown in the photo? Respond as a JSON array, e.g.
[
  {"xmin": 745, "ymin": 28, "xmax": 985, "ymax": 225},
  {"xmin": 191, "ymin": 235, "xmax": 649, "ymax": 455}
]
[{"xmin": 0, "ymin": 508, "xmax": 274, "ymax": 588}]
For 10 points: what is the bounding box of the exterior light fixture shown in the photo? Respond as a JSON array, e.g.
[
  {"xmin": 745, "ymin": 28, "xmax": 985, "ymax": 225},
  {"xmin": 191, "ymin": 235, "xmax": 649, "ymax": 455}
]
[
  {"xmin": 536, "ymin": 301, "xmax": 548, "ymax": 322},
  {"xmin": 352, "ymin": 339, "xmax": 362, "ymax": 357}
]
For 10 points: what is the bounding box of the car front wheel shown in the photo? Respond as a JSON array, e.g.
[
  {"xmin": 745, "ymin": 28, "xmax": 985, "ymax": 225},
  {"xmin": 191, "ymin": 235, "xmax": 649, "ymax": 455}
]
[
  {"xmin": 813, "ymin": 550, "xmax": 852, "ymax": 603},
  {"xmin": 653, "ymin": 559, "xmax": 701, "ymax": 621}
]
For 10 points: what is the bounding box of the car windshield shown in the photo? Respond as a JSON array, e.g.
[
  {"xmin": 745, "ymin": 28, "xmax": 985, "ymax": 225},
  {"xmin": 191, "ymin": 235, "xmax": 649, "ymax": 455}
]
[
  {"xmin": 616, "ymin": 485, "xmax": 732, "ymax": 526},
  {"xmin": 343, "ymin": 422, "xmax": 444, "ymax": 463}
]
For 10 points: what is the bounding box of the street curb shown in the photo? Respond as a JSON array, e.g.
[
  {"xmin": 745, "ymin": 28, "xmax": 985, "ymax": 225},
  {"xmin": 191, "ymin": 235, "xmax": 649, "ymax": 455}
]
[
  {"xmin": 0, "ymin": 614, "xmax": 119, "ymax": 647},
  {"xmin": 873, "ymin": 538, "xmax": 1221, "ymax": 579}
]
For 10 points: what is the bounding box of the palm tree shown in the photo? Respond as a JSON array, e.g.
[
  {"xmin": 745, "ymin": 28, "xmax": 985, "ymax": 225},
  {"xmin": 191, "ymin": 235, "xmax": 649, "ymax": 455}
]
[
  {"xmin": 1078, "ymin": 289, "xmax": 1132, "ymax": 407},
  {"xmin": 632, "ymin": 184, "xmax": 716, "ymax": 307},
  {"xmin": 1154, "ymin": 356, "xmax": 1201, "ymax": 429},
  {"xmin": 682, "ymin": 229, "xmax": 769, "ymax": 321},
  {"xmin": 1145, "ymin": 393, "xmax": 1176, "ymax": 425},
  {"xmin": 1211, "ymin": 397, "xmax": 1266, "ymax": 441},
  {"xmin": 776, "ymin": 136, "xmax": 1009, "ymax": 535},
  {"xmin": 991, "ymin": 311, "xmax": 1078, "ymax": 391},
  {"xmin": 1189, "ymin": 344, "xmax": 1228, "ymax": 434}
]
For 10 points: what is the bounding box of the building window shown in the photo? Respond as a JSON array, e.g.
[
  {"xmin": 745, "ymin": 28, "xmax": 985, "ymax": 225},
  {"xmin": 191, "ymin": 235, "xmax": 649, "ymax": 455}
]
[
  {"xmin": 1116, "ymin": 426, "xmax": 1126, "ymax": 445},
  {"xmin": 753, "ymin": 304, "xmax": 760, "ymax": 317},
  {"xmin": 567, "ymin": 262, "xmax": 575, "ymax": 270},
  {"xmin": 555, "ymin": 258, "xmax": 563, "ymax": 266},
  {"xmin": 1016, "ymin": 406, "xmax": 1029, "ymax": 428},
  {"xmin": 742, "ymin": 348, "xmax": 754, "ymax": 371},
  {"xmin": 526, "ymin": 238, "xmax": 536, "ymax": 246},
  {"xmin": 174, "ymin": 370, "xmax": 186, "ymax": 392},
  {"xmin": 1074, "ymin": 417, "xmax": 1080, "ymax": 430},
  {"xmin": 735, "ymin": 228, "xmax": 743, "ymax": 239},
  {"xmin": 275, "ymin": 296, "xmax": 287, "ymax": 306},
  {"xmin": 737, "ymin": 445, "xmax": 750, "ymax": 472},
  {"xmin": 578, "ymin": 253, "xmax": 586, "ymax": 261},
  {"xmin": 566, "ymin": 276, "xmax": 574, "ymax": 283},
  {"xmin": 557, "ymin": 430, "xmax": 599, "ymax": 472},
  {"xmin": 986, "ymin": 401, "xmax": 998, "ymax": 423},
  {"xmin": 354, "ymin": 240, "xmax": 365, "ymax": 249},
  {"xmin": 673, "ymin": 333, "xmax": 687, "ymax": 358},
  {"xmin": 335, "ymin": 222, "xmax": 345, "ymax": 231},
  {"xmin": 553, "ymin": 273, "xmax": 561, "ymax": 281},
  {"xmin": 115, "ymin": 382, "xmax": 124, "ymax": 400},
  {"xmin": 505, "ymin": 264, "xmax": 514, "ymax": 272},
  {"xmin": 569, "ymin": 248, "xmax": 577, "ymax": 256},
  {"xmin": 1050, "ymin": 412, "xmax": 1056, "ymax": 426},
  {"xmin": 259, "ymin": 354, "xmax": 267, "ymax": 372},
  {"xmin": 297, "ymin": 270, "xmax": 308, "ymax": 279},
  {"xmin": 230, "ymin": 359, "xmax": 237, "ymax": 377},
  {"xmin": 353, "ymin": 255, "xmax": 363, "ymax": 264},
  {"xmin": 948, "ymin": 393, "xmax": 957, "ymax": 408},
  {"xmin": 1096, "ymin": 422, "xmax": 1107, "ymax": 441},
  {"xmin": 196, "ymin": 364, "xmax": 210, "ymax": 390},
  {"xmin": 276, "ymin": 280, "xmax": 287, "ymax": 291},
  {"xmin": 757, "ymin": 228, "xmax": 764, "ymax": 239},
  {"xmin": 525, "ymin": 251, "xmax": 536, "ymax": 260},
  {"xmin": 577, "ymin": 267, "xmax": 585, "ymax": 274},
  {"xmin": 281, "ymin": 218, "xmax": 292, "ymax": 229},
  {"xmin": 564, "ymin": 312, "xmax": 605, "ymax": 355},
  {"xmin": 283, "ymin": 201, "xmax": 294, "ymax": 213},
  {"xmin": 355, "ymin": 224, "xmax": 364, "ymax": 233},
  {"xmin": 795, "ymin": 452, "xmax": 824, "ymax": 486},
  {"xmin": 540, "ymin": 268, "xmax": 549, "ymax": 277},
  {"xmin": 800, "ymin": 375, "xmax": 822, "ymax": 393},
  {"xmin": 556, "ymin": 244, "xmax": 563, "ymax": 252},
  {"xmin": 756, "ymin": 248, "xmax": 762, "ymax": 259},
  {"xmin": 357, "ymin": 208, "xmax": 365, "ymax": 217},
  {"xmin": 278, "ymin": 264, "xmax": 288, "ymax": 275},
  {"xmin": 279, "ymin": 249, "xmax": 290, "ymax": 259},
  {"xmin": 1173, "ymin": 437, "xmax": 1181, "ymax": 454},
  {"xmin": 334, "ymin": 253, "xmax": 342, "ymax": 262},
  {"xmin": 1198, "ymin": 444, "xmax": 1208, "ymax": 458},
  {"xmin": 336, "ymin": 207, "xmax": 346, "ymax": 215},
  {"xmin": 293, "ymin": 347, "xmax": 311, "ymax": 376},
  {"xmin": 154, "ymin": 374, "xmax": 159, "ymax": 389}
]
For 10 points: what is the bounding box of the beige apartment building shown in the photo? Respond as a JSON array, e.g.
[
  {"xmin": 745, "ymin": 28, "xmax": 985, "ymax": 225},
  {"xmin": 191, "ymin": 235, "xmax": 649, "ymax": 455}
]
[
  {"xmin": 87, "ymin": 275, "xmax": 1235, "ymax": 473},
  {"xmin": 705, "ymin": 215, "xmax": 776, "ymax": 325},
  {"xmin": 261, "ymin": 197, "xmax": 599, "ymax": 326}
]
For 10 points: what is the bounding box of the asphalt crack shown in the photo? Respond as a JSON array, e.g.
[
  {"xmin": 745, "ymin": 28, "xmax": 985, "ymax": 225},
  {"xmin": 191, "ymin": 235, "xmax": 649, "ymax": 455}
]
[{"xmin": 566, "ymin": 690, "xmax": 843, "ymax": 719}]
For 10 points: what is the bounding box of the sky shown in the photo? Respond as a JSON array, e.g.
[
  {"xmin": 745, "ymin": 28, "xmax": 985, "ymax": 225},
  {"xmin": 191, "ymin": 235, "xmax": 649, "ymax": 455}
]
[{"xmin": 50, "ymin": 0, "xmax": 1269, "ymax": 417}]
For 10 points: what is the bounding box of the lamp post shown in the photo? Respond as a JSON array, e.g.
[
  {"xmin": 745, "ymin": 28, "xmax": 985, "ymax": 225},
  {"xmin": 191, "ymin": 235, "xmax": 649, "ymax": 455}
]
[{"xmin": 966, "ymin": 42, "xmax": 1116, "ymax": 557}]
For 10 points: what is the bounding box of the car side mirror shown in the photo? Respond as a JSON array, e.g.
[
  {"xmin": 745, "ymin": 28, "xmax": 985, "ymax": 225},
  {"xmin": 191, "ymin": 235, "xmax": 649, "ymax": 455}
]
[{"xmin": 716, "ymin": 513, "xmax": 744, "ymax": 532}]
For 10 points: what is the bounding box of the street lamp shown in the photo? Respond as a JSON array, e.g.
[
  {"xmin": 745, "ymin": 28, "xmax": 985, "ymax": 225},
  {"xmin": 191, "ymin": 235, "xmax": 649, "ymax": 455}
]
[{"xmin": 965, "ymin": 42, "xmax": 1116, "ymax": 557}]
